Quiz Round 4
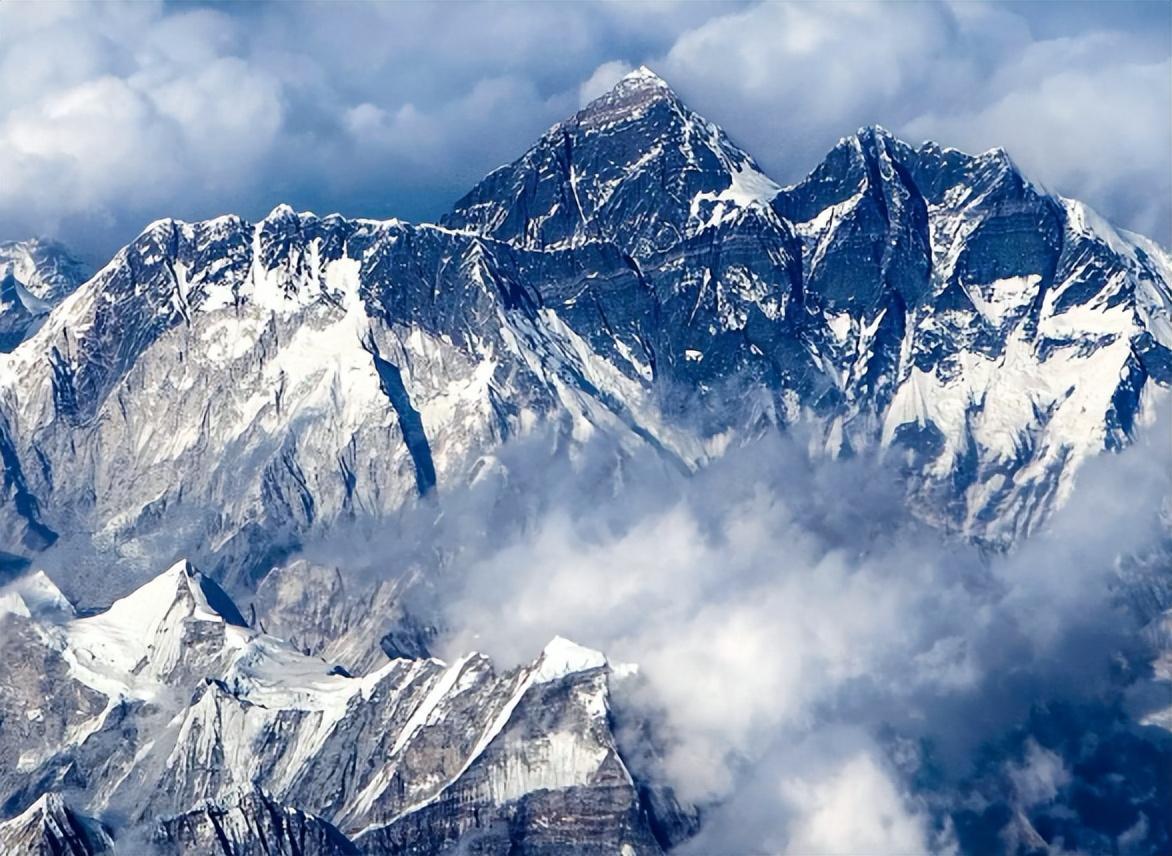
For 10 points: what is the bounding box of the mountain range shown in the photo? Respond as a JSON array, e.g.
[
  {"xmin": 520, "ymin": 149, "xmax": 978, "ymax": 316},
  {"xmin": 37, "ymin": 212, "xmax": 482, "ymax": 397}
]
[{"xmin": 0, "ymin": 66, "xmax": 1170, "ymax": 854}]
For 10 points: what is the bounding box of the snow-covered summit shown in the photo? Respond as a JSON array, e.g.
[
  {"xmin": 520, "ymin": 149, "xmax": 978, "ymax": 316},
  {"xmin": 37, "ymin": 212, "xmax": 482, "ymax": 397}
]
[
  {"xmin": 63, "ymin": 559, "xmax": 251, "ymax": 696},
  {"xmin": 619, "ymin": 64, "xmax": 670, "ymax": 88},
  {"xmin": 533, "ymin": 635, "xmax": 609, "ymax": 683},
  {"xmin": 584, "ymin": 64, "xmax": 676, "ymax": 118},
  {"xmin": 0, "ymin": 792, "xmax": 112, "ymax": 855}
]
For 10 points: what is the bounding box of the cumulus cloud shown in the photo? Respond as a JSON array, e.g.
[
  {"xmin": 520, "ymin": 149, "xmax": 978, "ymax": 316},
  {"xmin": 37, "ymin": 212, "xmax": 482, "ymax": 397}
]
[
  {"xmin": 578, "ymin": 60, "xmax": 635, "ymax": 107},
  {"xmin": 0, "ymin": 1, "xmax": 1167, "ymax": 262}
]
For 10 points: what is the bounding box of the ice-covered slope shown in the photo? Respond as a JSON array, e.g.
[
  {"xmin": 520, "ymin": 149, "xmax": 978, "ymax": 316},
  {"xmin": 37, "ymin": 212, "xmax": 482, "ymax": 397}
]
[{"xmin": 0, "ymin": 561, "xmax": 680, "ymax": 853}]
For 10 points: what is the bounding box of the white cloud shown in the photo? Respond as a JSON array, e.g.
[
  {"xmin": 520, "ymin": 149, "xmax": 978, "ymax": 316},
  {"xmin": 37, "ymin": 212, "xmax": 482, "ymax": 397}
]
[
  {"xmin": 1007, "ymin": 740, "xmax": 1071, "ymax": 808},
  {"xmin": 401, "ymin": 412, "xmax": 1171, "ymax": 852},
  {"xmin": 778, "ymin": 748, "xmax": 938, "ymax": 855},
  {"xmin": 578, "ymin": 60, "xmax": 634, "ymax": 107}
]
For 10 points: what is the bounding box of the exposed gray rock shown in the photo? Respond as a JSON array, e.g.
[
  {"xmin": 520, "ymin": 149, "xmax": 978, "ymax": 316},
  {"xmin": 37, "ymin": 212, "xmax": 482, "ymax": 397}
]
[{"xmin": 152, "ymin": 788, "xmax": 357, "ymax": 855}]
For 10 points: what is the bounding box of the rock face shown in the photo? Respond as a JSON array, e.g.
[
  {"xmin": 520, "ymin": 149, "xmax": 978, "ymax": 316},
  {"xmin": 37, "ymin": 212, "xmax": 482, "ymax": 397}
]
[
  {"xmin": 0, "ymin": 562, "xmax": 680, "ymax": 853},
  {"xmin": 153, "ymin": 788, "xmax": 357, "ymax": 855},
  {"xmin": 251, "ymin": 559, "xmax": 431, "ymax": 674}
]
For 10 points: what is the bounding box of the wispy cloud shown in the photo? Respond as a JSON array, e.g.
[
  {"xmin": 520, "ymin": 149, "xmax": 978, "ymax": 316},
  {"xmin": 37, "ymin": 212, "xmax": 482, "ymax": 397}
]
[{"xmin": 337, "ymin": 408, "xmax": 1170, "ymax": 853}]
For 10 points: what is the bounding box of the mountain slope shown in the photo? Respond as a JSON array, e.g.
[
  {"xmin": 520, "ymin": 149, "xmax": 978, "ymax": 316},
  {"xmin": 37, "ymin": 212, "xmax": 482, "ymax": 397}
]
[
  {"xmin": 0, "ymin": 65, "xmax": 1170, "ymax": 856},
  {"xmin": 0, "ymin": 561, "xmax": 680, "ymax": 853}
]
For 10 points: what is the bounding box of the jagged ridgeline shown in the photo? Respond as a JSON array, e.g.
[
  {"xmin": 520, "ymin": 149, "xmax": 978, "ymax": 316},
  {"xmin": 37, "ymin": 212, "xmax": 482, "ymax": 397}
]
[
  {"xmin": 0, "ymin": 68, "xmax": 1168, "ymax": 598},
  {"xmin": 0, "ymin": 67, "xmax": 1170, "ymax": 853},
  {"xmin": 0, "ymin": 561, "xmax": 674, "ymax": 854}
]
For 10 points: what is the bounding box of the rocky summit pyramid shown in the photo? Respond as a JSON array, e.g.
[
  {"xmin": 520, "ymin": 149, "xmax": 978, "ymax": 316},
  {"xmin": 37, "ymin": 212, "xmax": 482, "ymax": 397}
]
[{"xmin": 0, "ymin": 68, "xmax": 1169, "ymax": 853}]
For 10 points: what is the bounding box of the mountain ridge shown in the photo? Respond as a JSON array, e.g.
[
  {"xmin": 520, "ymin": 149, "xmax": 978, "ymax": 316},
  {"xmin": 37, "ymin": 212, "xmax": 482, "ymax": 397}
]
[
  {"xmin": 0, "ymin": 556, "xmax": 683, "ymax": 853},
  {"xmin": 0, "ymin": 68, "xmax": 1166, "ymax": 599}
]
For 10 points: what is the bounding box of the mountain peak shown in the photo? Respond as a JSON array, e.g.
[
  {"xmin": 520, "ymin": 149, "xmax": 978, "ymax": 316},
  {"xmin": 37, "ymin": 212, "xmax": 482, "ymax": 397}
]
[
  {"xmin": 445, "ymin": 60, "xmax": 773, "ymax": 255},
  {"xmin": 617, "ymin": 64, "xmax": 670, "ymax": 90},
  {"xmin": 858, "ymin": 123, "xmax": 892, "ymax": 136},
  {"xmin": 0, "ymin": 569, "xmax": 74, "ymax": 620},
  {"xmin": 0, "ymin": 792, "xmax": 113, "ymax": 855},
  {"xmin": 533, "ymin": 636, "xmax": 608, "ymax": 684},
  {"xmin": 578, "ymin": 63, "xmax": 678, "ymax": 123},
  {"xmin": 74, "ymin": 560, "xmax": 243, "ymax": 647},
  {"xmin": 263, "ymin": 202, "xmax": 303, "ymax": 223}
]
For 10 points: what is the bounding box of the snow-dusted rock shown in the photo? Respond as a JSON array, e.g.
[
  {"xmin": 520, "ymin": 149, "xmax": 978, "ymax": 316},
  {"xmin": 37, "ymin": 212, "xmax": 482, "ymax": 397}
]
[
  {"xmin": 0, "ymin": 792, "xmax": 112, "ymax": 855},
  {"xmin": 0, "ymin": 239, "xmax": 90, "ymax": 352},
  {"xmin": 0, "ymin": 560, "xmax": 679, "ymax": 853}
]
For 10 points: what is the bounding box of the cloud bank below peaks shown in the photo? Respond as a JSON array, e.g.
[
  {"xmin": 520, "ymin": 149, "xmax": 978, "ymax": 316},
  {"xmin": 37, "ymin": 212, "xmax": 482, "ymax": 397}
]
[{"xmin": 396, "ymin": 413, "xmax": 1172, "ymax": 853}]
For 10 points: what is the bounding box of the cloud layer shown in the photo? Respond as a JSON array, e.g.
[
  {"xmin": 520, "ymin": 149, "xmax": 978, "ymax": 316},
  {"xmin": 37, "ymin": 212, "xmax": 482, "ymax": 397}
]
[
  {"xmin": 1, "ymin": 1, "xmax": 1169, "ymax": 261},
  {"xmin": 352, "ymin": 406, "xmax": 1168, "ymax": 854}
]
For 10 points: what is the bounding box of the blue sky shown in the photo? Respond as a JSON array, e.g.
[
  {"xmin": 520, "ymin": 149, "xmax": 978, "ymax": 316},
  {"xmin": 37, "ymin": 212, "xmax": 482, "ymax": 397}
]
[{"xmin": 1, "ymin": 0, "xmax": 1169, "ymax": 261}]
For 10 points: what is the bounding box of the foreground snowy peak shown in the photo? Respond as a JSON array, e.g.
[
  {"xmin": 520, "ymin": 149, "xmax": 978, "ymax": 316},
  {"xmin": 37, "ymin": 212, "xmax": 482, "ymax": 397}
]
[
  {"xmin": 65, "ymin": 559, "xmax": 250, "ymax": 692},
  {"xmin": 0, "ymin": 561, "xmax": 682, "ymax": 853},
  {"xmin": 0, "ymin": 792, "xmax": 112, "ymax": 855}
]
